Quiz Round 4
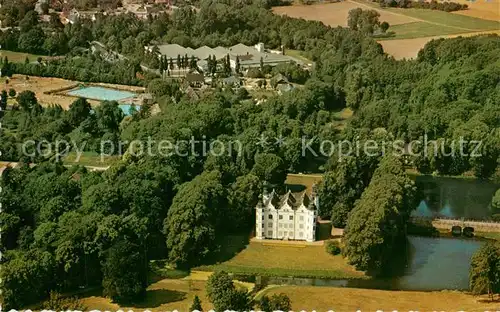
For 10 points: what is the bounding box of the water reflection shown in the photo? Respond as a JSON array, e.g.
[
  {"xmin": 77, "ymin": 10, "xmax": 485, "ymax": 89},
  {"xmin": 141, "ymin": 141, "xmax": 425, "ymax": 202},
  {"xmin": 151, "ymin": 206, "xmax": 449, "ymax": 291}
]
[
  {"xmin": 257, "ymin": 237, "xmax": 483, "ymax": 291},
  {"xmin": 412, "ymin": 176, "xmax": 498, "ymax": 220}
]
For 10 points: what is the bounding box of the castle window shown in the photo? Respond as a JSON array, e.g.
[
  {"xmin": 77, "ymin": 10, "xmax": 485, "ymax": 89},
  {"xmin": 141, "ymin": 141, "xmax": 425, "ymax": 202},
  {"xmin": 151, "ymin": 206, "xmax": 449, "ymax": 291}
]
[
  {"xmin": 267, "ymin": 230, "xmax": 273, "ymax": 237},
  {"xmin": 279, "ymin": 215, "xmax": 283, "ymax": 220},
  {"xmin": 268, "ymin": 222, "xmax": 273, "ymax": 228},
  {"xmin": 300, "ymin": 216, "xmax": 304, "ymax": 221},
  {"xmin": 299, "ymin": 232, "xmax": 303, "ymax": 238},
  {"xmin": 299, "ymin": 224, "xmax": 304, "ymax": 229},
  {"xmin": 289, "ymin": 216, "xmax": 293, "ymax": 221},
  {"xmin": 268, "ymin": 214, "xmax": 273, "ymax": 219}
]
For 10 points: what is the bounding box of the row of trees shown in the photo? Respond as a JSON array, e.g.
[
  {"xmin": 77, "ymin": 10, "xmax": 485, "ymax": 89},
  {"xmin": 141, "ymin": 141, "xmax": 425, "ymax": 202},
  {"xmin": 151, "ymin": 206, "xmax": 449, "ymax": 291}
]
[
  {"xmin": 343, "ymin": 156, "xmax": 416, "ymax": 275},
  {"xmin": 375, "ymin": 0, "xmax": 468, "ymax": 12}
]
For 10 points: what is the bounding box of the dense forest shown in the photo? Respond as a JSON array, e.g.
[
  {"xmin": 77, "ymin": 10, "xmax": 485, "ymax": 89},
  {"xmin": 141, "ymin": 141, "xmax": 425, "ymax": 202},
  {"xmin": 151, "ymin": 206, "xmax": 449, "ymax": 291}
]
[{"xmin": 0, "ymin": 0, "xmax": 499, "ymax": 309}]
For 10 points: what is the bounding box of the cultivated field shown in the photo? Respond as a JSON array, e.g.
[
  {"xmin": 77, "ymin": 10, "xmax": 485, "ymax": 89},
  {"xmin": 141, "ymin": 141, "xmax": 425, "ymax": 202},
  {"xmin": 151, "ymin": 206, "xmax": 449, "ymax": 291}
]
[
  {"xmin": 273, "ymin": 0, "xmax": 500, "ymax": 59},
  {"xmin": 272, "ymin": 1, "xmax": 418, "ymax": 27},
  {"xmin": 5, "ymin": 75, "xmax": 145, "ymax": 109},
  {"xmin": 379, "ymin": 29, "xmax": 500, "ymax": 60},
  {"xmin": 264, "ymin": 286, "xmax": 500, "ymax": 311},
  {"xmin": 196, "ymin": 240, "xmax": 365, "ymax": 279},
  {"xmin": 452, "ymin": 0, "xmax": 500, "ymax": 22}
]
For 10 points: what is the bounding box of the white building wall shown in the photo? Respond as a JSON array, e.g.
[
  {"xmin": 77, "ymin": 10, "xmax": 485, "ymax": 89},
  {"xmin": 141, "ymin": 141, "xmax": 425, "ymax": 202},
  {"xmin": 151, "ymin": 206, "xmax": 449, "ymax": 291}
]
[{"xmin": 256, "ymin": 202, "xmax": 317, "ymax": 242}]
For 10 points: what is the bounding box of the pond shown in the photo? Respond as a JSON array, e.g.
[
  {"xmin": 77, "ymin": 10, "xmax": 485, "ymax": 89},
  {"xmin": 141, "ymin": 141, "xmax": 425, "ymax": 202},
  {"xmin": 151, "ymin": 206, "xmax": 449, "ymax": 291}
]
[
  {"xmin": 256, "ymin": 236, "xmax": 483, "ymax": 291},
  {"xmin": 412, "ymin": 175, "xmax": 498, "ymax": 220}
]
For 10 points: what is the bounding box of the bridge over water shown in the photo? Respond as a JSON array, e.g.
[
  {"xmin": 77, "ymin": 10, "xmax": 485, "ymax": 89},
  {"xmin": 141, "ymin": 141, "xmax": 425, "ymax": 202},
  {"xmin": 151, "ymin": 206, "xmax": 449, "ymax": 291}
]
[{"xmin": 411, "ymin": 216, "xmax": 500, "ymax": 232}]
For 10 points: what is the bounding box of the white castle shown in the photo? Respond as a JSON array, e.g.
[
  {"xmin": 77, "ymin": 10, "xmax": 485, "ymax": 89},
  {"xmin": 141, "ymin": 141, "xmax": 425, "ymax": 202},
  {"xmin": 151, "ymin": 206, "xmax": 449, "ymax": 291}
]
[{"xmin": 255, "ymin": 187, "xmax": 318, "ymax": 242}]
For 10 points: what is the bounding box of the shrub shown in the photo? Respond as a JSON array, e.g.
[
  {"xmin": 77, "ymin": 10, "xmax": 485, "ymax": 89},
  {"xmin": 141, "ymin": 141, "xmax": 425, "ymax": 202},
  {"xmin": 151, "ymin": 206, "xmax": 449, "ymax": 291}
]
[
  {"xmin": 491, "ymin": 214, "xmax": 500, "ymax": 222},
  {"xmin": 42, "ymin": 291, "xmax": 86, "ymax": 311},
  {"xmin": 325, "ymin": 240, "xmax": 341, "ymax": 255}
]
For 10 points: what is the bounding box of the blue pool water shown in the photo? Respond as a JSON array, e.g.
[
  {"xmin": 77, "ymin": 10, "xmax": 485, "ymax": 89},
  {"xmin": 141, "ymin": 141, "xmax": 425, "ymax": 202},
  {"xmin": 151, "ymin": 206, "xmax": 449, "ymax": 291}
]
[
  {"xmin": 68, "ymin": 86, "xmax": 136, "ymax": 101},
  {"xmin": 119, "ymin": 104, "xmax": 140, "ymax": 116}
]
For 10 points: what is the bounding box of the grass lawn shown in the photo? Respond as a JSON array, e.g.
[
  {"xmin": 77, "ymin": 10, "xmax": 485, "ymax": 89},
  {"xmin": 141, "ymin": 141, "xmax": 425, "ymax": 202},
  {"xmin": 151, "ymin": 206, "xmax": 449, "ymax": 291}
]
[
  {"xmin": 79, "ymin": 279, "xmax": 213, "ymax": 312},
  {"xmin": 475, "ymin": 232, "xmax": 500, "ymax": 241},
  {"xmin": 0, "ymin": 50, "xmax": 50, "ymax": 63},
  {"xmin": 383, "ymin": 7, "xmax": 500, "ymax": 31},
  {"xmin": 285, "ymin": 173, "xmax": 323, "ymax": 193},
  {"xmin": 285, "ymin": 49, "xmax": 314, "ymax": 64},
  {"xmin": 249, "ymin": 88, "xmax": 277, "ymax": 100},
  {"xmin": 63, "ymin": 151, "xmax": 120, "ymax": 168},
  {"xmin": 387, "ymin": 21, "xmax": 469, "ymax": 39},
  {"xmin": 332, "ymin": 107, "xmax": 354, "ymax": 130},
  {"xmin": 263, "ymin": 286, "xmax": 499, "ymax": 311},
  {"xmin": 196, "ymin": 241, "xmax": 365, "ymax": 280}
]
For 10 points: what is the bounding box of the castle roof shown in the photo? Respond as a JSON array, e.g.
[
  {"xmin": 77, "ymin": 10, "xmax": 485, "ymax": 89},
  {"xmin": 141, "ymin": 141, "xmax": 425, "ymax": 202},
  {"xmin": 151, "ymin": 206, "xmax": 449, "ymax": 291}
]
[{"xmin": 262, "ymin": 189, "xmax": 316, "ymax": 211}]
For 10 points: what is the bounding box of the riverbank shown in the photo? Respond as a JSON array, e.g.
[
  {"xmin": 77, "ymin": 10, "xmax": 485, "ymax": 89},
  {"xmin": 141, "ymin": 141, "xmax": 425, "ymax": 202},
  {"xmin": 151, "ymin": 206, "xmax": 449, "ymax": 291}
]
[{"xmin": 407, "ymin": 168, "xmax": 500, "ymax": 184}]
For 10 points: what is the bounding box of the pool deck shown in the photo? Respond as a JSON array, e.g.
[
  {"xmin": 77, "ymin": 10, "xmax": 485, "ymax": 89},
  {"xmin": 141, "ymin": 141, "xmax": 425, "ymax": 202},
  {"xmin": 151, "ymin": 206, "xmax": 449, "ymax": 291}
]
[{"xmin": 8, "ymin": 75, "xmax": 146, "ymax": 109}]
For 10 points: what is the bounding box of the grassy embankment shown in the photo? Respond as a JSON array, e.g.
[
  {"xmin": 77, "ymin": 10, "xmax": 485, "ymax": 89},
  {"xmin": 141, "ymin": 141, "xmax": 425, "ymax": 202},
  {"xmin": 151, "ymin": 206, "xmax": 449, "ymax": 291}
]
[{"xmin": 195, "ymin": 238, "xmax": 365, "ymax": 280}]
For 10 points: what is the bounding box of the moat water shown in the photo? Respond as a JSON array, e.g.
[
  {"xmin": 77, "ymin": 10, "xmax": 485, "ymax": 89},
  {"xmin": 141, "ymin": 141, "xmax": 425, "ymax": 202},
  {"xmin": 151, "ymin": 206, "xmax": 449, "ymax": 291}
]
[
  {"xmin": 257, "ymin": 177, "xmax": 498, "ymax": 291},
  {"xmin": 258, "ymin": 236, "xmax": 483, "ymax": 291},
  {"xmin": 412, "ymin": 175, "xmax": 498, "ymax": 220}
]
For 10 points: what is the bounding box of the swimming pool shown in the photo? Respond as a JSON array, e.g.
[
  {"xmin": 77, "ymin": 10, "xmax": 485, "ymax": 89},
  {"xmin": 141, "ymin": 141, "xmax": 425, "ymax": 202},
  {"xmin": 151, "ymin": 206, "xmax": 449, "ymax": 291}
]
[
  {"xmin": 119, "ymin": 104, "xmax": 140, "ymax": 116},
  {"xmin": 67, "ymin": 86, "xmax": 136, "ymax": 101}
]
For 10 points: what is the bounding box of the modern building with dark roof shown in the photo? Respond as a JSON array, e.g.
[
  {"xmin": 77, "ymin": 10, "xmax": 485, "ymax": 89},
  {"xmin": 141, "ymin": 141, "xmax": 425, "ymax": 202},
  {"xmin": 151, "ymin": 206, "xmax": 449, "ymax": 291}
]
[
  {"xmin": 145, "ymin": 42, "xmax": 301, "ymax": 71},
  {"xmin": 256, "ymin": 188, "xmax": 318, "ymax": 242}
]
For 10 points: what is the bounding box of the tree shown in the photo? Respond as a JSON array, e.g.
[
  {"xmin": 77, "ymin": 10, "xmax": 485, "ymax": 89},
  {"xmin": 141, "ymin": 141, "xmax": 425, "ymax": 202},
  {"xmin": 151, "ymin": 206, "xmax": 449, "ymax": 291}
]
[
  {"xmin": 380, "ymin": 21, "xmax": 390, "ymax": 33},
  {"xmin": 17, "ymin": 90, "xmax": 38, "ymax": 111},
  {"xmin": 347, "ymin": 8, "xmax": 380, "ymax": 34},
  {"xmin": 258, "ymin": 293, "xmax": 292, "ymax": 312},
  {"xmin": 469, "ymin": 241, "xmax": 500, "ymax": 300},
  {"xmin": 492, "ymin": 189, "xmax": 500, "ymax": 211},
  {"xmin": 102, "ymin": 239, "xmax": 147, "ymax": 303},
  {"xmin": 343, "ymin": 156, "xmax": 416, "ymax": 275},
  {"xmin": 68, "ymin": 98, "xmax": 92, "ymax": 127},
  {"xmin": 190, "ymin": 295, "xmax": 203, "ymax": 311},
  {"xmin": 190, "ymin": 55, "xmax": 198, "ymax": 69},
  {"xmin": 8, "ymin": 88, "xmax": 16, "ymax": 97},
  {"xmin": 206, "ymin": 271, "xmax": 252, "ymax": 312},
  {"xmin": 252, "ymin": 153, "xmax": 287, "ymax": 186},
  {"xmin": 235, "ymin": 56, "xmax": 241, "ymax": 74},
  {"xmin": 1, "ymin": 89, "xmax": 7, "ymax": 111},
  {"xmin": 164, "ymin": 171, "xmax": 227, "ymax": 267},
  {"xmin": 2, "ymin": 56, "xmax": 12, "ymax": 77},
  {"xmin": 1, "ymin": 250, "xmax": 56, "ymax": 310}
]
